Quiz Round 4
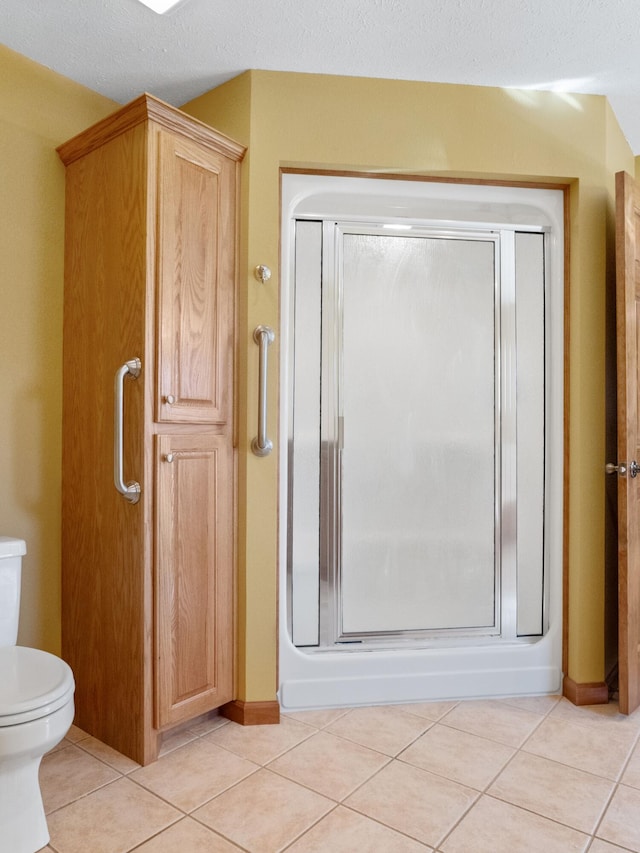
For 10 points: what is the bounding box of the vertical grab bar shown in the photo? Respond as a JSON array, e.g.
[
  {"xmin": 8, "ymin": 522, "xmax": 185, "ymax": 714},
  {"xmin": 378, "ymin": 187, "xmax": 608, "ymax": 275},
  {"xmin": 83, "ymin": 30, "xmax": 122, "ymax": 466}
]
[
  {"xmin": 251, "ymin": 325, "xmax": 275, "ymax": 457},
  {"xmin": 114, "ymin": 358, "xmax": 142, "ymax": 503}
]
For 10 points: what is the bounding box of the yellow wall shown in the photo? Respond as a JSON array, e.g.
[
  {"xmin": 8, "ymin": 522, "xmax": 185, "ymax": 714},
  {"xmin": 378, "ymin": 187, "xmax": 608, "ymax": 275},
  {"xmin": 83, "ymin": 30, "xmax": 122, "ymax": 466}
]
[
  {"xmin": 185, "ymin": 70, "xmax": 635, "ymax": 700},
  {"xmin": 0, "ymin": 45, "xmax": 117, "ymax": 653},
  {"xmin": 0, "ymin": 44, "xmax": 634, "ymax": 698}
]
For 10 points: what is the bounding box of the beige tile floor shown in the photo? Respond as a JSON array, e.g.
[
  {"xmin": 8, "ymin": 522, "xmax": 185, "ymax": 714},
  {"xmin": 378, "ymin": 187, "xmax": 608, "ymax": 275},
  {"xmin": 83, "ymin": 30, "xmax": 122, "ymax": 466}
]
[{"xmin": 36, "ymin": 695, "xmax": 640, "ymax": 852}]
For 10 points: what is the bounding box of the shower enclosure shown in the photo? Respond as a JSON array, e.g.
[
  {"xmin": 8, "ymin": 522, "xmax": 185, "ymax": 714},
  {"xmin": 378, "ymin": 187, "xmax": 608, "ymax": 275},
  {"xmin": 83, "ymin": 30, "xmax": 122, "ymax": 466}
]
[{"xmin": 279, "ymin": 173, "xmax": 564, "ymax": 711}]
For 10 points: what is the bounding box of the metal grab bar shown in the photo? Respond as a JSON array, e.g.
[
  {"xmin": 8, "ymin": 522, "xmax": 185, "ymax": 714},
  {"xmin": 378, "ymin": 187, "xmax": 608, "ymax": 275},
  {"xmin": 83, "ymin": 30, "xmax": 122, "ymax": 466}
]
[
  {"xmin": 251, "ymin": 325, "xmax": 275, "ymax": 457},
  {"xmin": 114, "ymin": 358, "xmax": 141, "ymax": 503}
]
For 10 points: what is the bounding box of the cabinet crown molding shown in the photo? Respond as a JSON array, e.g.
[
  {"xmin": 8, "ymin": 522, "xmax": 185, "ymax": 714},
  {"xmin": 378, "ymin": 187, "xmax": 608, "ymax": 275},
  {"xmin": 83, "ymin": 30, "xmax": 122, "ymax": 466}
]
[{"xmin": 57, "ymin": 92, "xmax": 246, "ymax": 166}]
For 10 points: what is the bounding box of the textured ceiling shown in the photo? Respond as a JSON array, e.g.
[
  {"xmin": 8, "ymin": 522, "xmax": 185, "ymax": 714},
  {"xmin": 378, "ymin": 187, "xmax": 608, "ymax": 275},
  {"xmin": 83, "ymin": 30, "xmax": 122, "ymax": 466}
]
[{"xmin": 3, "ymin": 0, "xmax": 640, "ymax": 151}]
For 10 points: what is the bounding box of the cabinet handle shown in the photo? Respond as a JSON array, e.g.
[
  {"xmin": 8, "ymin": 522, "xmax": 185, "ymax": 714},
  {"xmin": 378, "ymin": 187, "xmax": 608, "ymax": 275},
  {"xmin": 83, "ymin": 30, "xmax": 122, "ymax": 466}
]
[
  {"xmin": 251, "ymin": 325, "xmax": 275, "ymax": 457},
  {"xmin": 114, "ymin": 358, "xmax": 141, "ymax": 504}
]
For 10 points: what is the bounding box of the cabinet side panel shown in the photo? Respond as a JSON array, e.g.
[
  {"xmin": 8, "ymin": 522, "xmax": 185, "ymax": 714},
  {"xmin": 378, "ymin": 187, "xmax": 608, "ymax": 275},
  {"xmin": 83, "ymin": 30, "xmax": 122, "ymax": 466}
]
[
  {"xmin": 61, "ymin": 124, "xmax": 151, "ymax": 763},
  {"xmin": 155, "ymin": 433, "xmax": 234, "ymax": 727}
]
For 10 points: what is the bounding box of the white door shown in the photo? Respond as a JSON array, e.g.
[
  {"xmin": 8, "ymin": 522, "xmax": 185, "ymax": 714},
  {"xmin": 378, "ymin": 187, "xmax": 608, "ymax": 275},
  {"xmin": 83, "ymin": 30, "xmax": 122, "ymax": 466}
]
[{"xmin": 289, "ymin": 220, "xmax": 546, "ymax": 648}]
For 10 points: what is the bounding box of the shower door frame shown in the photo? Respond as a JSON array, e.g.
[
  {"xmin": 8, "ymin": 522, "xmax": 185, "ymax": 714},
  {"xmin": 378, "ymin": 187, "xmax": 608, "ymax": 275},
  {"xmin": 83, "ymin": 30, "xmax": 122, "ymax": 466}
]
[
  {"xmin": 279, "ymin": 171, "xmax": 565, "ymax": 710},
  {"xmin": 313, "ymin": 222, "xmax": 506, "ymax": 647}
]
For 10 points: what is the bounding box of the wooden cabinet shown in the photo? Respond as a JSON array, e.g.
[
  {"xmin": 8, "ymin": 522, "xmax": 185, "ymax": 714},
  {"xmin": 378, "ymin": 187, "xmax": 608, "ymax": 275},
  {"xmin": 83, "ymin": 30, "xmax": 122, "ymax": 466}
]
[
  {"xmin": 58, "ymin": 95, "xmax": 245, "ymax": 765},
  {"xmin": 155, "ymin": 433, "xmax": 233, "ymax": 729},
  {"xmin": 156, "ymin": 130, "xmax": 234, "ymax": 426}
]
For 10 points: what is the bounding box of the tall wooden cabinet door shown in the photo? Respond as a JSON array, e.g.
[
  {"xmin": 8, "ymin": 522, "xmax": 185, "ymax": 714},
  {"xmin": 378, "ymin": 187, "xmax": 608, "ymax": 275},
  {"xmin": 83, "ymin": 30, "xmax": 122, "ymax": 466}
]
[
  {"xmin": 156, "ymin": 130, "xmax": 235, "ymax": 425},
  {"xmin": 155, "ymin": 433, "xmax": 234, "ymax": 728}
]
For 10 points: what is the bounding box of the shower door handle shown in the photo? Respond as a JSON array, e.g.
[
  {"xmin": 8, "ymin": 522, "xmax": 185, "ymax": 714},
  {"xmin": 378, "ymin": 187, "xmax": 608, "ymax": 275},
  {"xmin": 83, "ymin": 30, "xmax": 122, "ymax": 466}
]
[
  {"xmin": 114, "ymin": 358, "xmax": 141, "ymax": 503},
  {"xmin": 251, "ymin": 325, "xmax": 275, "ymax": 457}
]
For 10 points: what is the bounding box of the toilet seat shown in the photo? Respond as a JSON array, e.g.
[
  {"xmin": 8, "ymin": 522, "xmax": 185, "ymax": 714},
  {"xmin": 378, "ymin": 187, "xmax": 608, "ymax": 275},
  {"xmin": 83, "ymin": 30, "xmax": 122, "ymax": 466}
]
[{"xmin": 0, "ymin": 646, "xmax": 75, "ymax": 726}]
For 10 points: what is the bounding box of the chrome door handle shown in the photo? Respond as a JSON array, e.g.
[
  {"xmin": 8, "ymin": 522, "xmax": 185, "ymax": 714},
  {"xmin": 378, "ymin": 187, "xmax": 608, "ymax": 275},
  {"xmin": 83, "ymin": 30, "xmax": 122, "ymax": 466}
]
[
  {"xmin": 606, "ymin": 460, "xmax": 639, "ymax": 478},
  {"xmin": 605, "ymin": 462, "xmax": 627, "ymax": 475},
  {"xmin": 251, "ymin": 325, "xmax": 275, "ymax": 457},
  {"xmin": 114, "ymin": 358, "xmax": 141, "ymax": 503}
]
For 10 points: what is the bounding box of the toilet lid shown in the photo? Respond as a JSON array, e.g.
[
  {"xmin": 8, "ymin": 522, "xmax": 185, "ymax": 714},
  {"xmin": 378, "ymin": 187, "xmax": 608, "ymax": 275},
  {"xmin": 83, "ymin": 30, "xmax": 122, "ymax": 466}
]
[{"xmin": 0, "ymin": 646, "xmax": 75, "ymax": 726}]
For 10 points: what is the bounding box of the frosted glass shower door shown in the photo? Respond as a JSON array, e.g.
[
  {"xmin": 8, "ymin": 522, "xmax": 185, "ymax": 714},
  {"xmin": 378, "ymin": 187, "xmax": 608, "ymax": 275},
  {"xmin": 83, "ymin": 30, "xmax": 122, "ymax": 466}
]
[{"xmin": 337, "ymin": 232, "xmax": 498, "ymax": 636}]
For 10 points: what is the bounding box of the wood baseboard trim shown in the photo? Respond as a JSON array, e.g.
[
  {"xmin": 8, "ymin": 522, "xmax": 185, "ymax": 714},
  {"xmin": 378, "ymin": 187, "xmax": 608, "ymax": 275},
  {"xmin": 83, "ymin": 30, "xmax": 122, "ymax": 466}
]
[
  {"xmin": 563, "ymin": 676, "xmax": 609, "ymax": 706},
  {"xmin": 221, "ymin": 700, "xmax": 280, "ymax": 726}
]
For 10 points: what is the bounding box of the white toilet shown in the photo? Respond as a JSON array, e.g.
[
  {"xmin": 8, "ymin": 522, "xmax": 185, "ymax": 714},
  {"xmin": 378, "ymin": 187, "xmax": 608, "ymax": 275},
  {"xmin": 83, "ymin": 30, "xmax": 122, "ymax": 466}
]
[{"xmin": 0, "ymin": 537, "xmax": 75, "ymax": 853}]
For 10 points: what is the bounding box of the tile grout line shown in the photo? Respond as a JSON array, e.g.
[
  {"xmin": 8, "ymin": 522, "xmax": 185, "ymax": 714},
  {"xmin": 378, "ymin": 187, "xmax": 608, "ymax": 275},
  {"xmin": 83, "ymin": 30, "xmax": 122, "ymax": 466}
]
[
  {"xmin": 44, "ymin": 719, "xmax": 254, "ymax": 849},
  {"xmin": 42, "ymin": 742, "xmax": 129, "ymax": 821},
  {"xmin": 464, "ymin": 716, "xmax": 640, "ymax": 852},
  {"xmin": 496, "ymin": 695, "xmax": 638, "ymax": 848},
  {"xmin": 436, "ymin": 693, "xmax": 561, "ymax": 838},
  {"xmin": 176, "ymin": 723, "xmax": 402, "ymax": 853},
  {"xmin": 317, "ymin": 707, "xmax": 482, "ymax": 852},
  {"xmin": 45, "ymin": 698, "xmax": 640, "ymax": 853},
  {"xmin": 586, "ymin": 718, "xmax": 640, "ymax": 849},
  {"xmin": 517, "ymin": 702, "xmax": 640, "ymax": 784},
  {"xmin": 119, "ymin": 716, "xmax": 327, "ymax": 830},
  {"xmin": 428, "ymin": 697, "xmax": 594, "ymax": 851},
  {"xmin": 279, "ymin": 698, "xmax": 557, "ymax": 852},
  {"xmin": 124, "ymin": 814, "xmax": 254, "ymax": 853},
  {"xmin": 276, "ymin": 802, "xmax": 344, "ymax": 853},
  {"xmin": 264, "ymin": 741, "xmax": 396, "ymax": 805},
  {"xmin": 119, "ymin": 716, "xmax": 335, "ymax": 845},
  {"xmin": 582, "ymin": 832, "xmax": 637, "ymax": 853},
  {"xmin": 124, "ymin": 755, "xmax": 262, "ymax": 818},
  {"xmin": 255, "ymin": 713, "xmax": 446, "ymax": 841}
]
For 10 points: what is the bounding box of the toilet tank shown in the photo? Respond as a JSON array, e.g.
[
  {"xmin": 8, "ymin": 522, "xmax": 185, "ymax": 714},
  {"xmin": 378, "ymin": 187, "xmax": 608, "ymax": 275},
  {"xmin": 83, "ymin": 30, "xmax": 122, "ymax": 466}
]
[{"xmin": 0, "ymin": 537, "xmax": 26, "ymax": 646}]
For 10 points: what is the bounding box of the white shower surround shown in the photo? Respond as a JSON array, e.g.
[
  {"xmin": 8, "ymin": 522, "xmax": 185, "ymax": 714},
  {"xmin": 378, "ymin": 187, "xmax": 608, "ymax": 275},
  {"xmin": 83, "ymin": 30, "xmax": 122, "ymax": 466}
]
[{"xmin": 278, "ymin": 172, "xmax": 564, "ymax": 711}]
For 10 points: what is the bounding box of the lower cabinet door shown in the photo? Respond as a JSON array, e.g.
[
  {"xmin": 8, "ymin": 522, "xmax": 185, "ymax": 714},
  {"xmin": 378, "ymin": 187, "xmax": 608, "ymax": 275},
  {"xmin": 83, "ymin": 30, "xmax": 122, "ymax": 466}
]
[{"xmin": 154, "ymin": 432, "xmax": 234, "ymax": 728}]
